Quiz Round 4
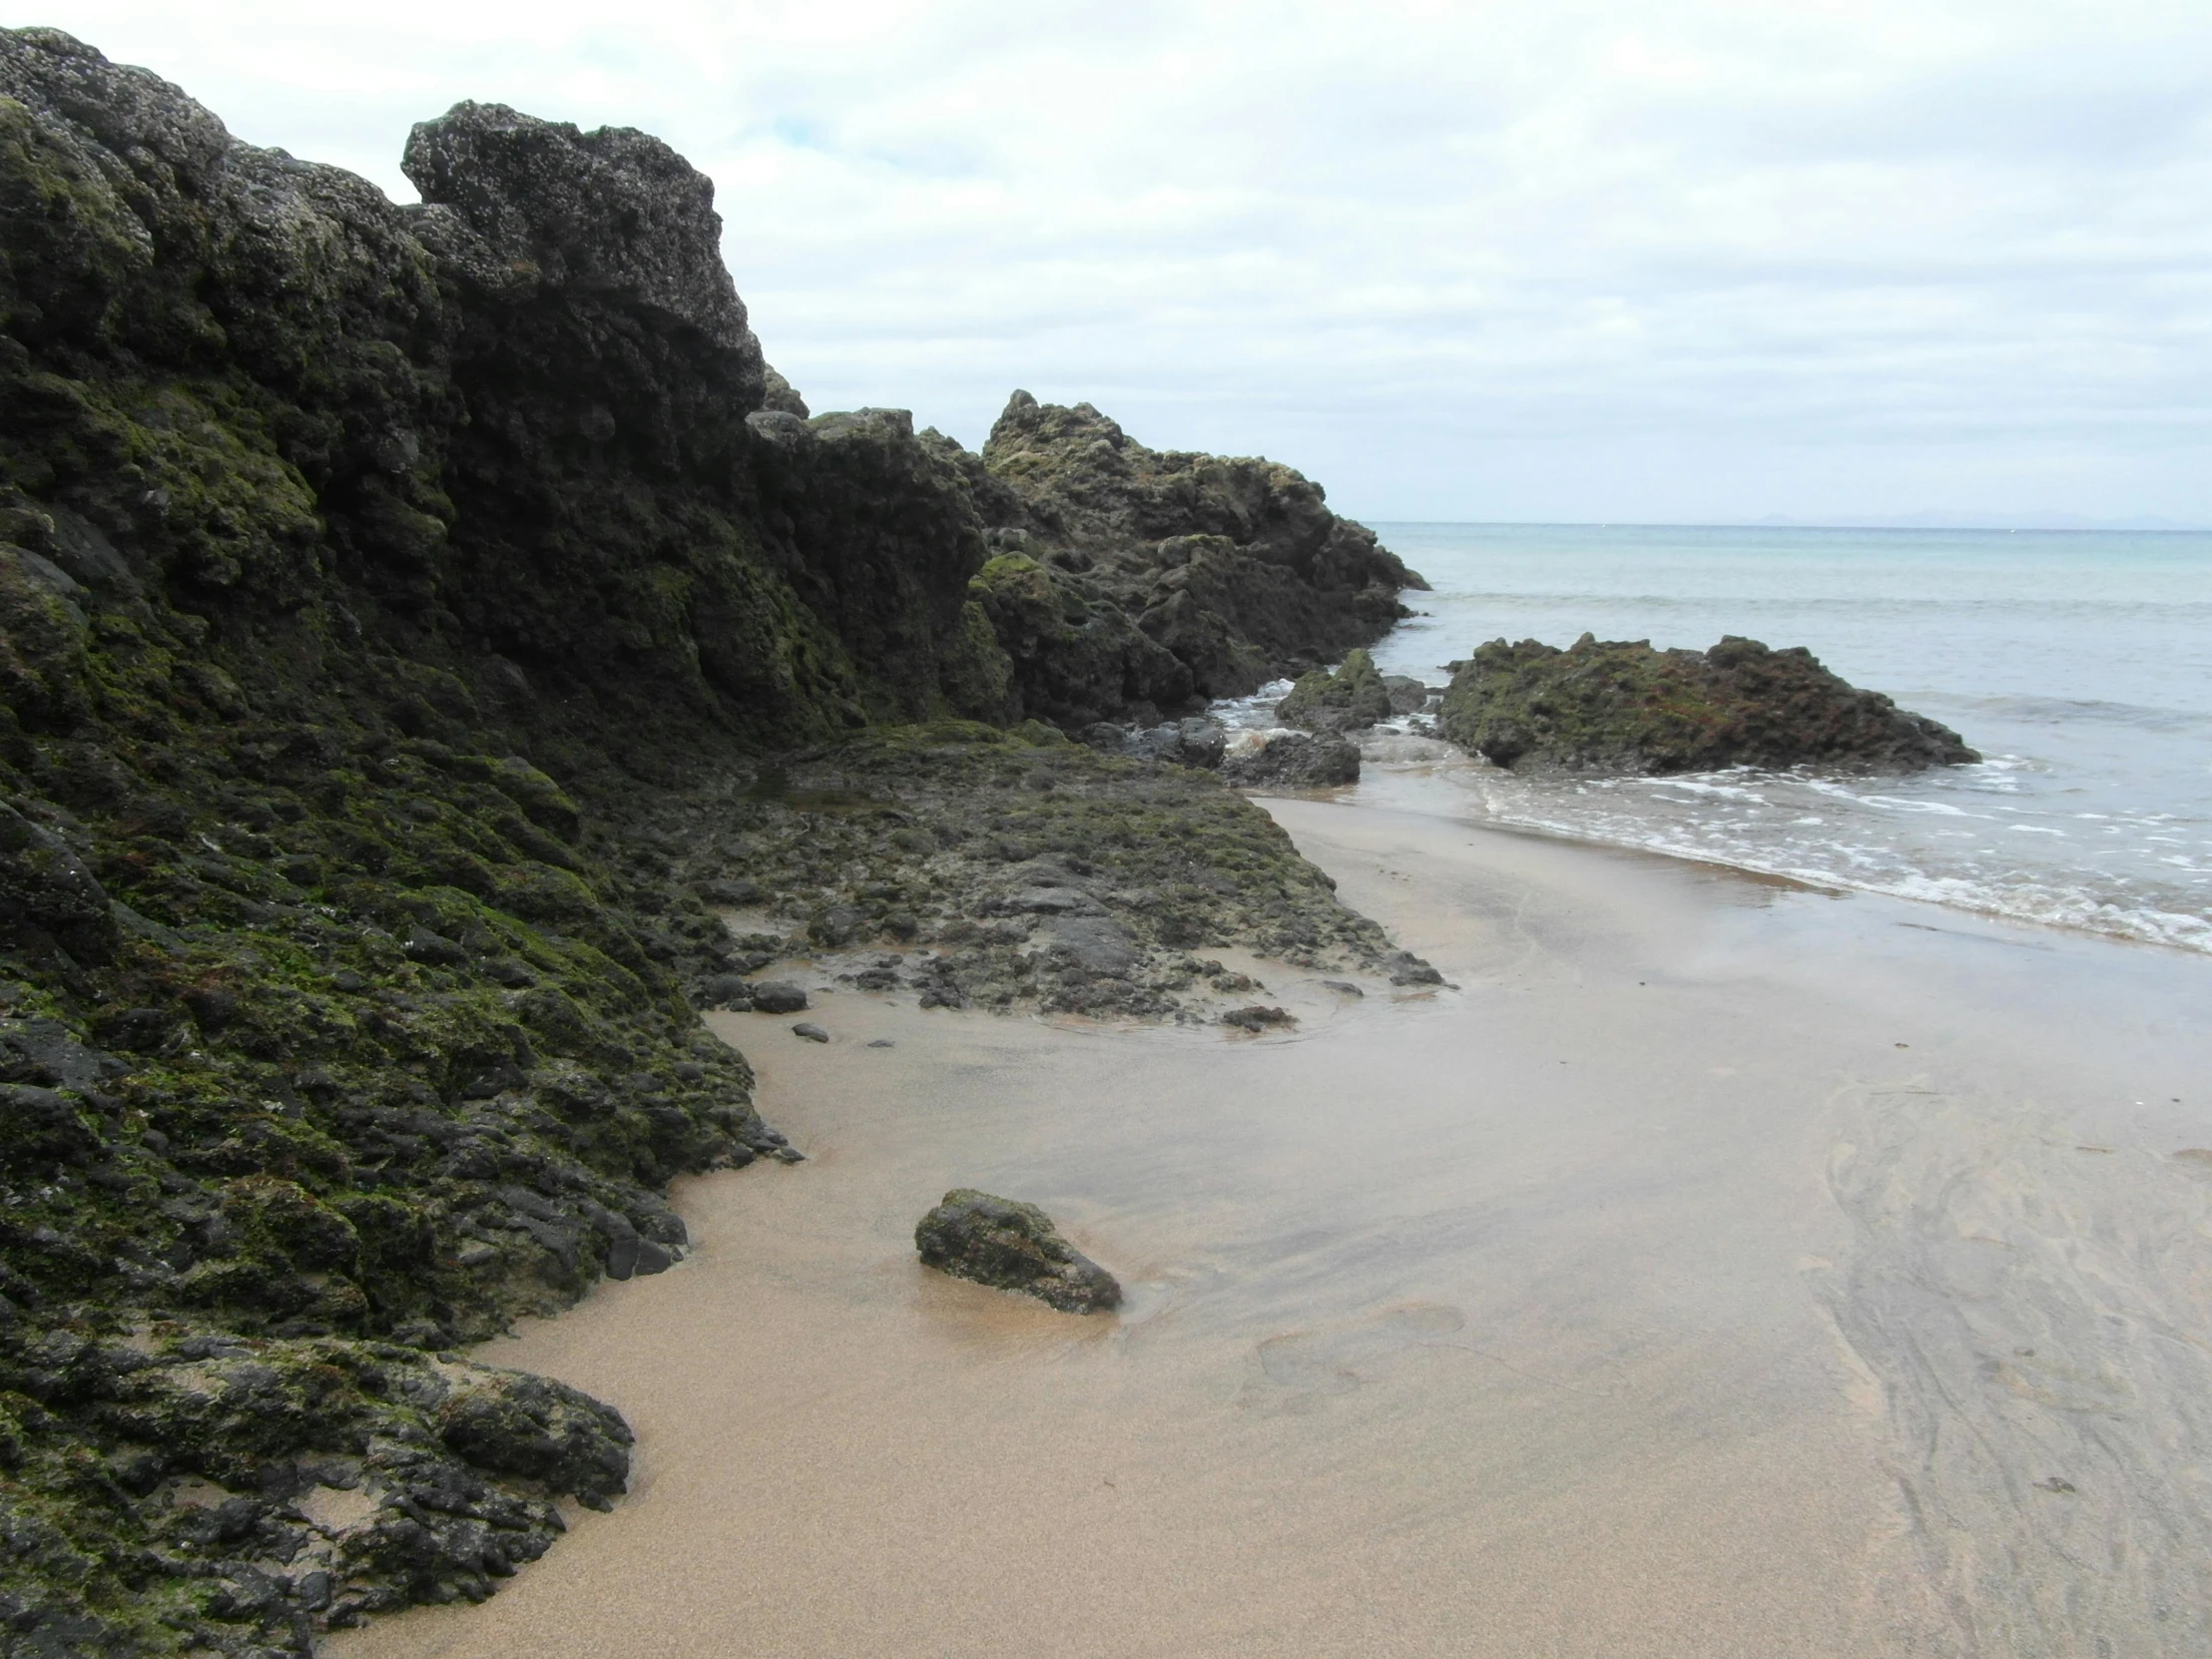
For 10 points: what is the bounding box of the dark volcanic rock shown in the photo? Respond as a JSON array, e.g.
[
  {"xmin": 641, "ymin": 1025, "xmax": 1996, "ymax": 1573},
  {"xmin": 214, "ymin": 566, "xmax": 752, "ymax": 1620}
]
[
  {"xmin": 1440, "ymin": 634, "xmax": 1979, "ymax": 776},
  {"xmin": 1382, "ymin": 676, "xmax": 1433, "ymax": 716},
  {"xmin": 959, "ymin": 392, "xmax": 1428, "ymax": 724},
  {"xmin": 1221, "ymin": 732, "xmax": 1362, "ymax": 789},
  {"xmin": 748, "ymin": 980, "xmax": 810, "ymax": 1014},
  {"xmin": 1383, "ymin": 950, "xmax": 1444, "ymax": 986},
  {"xmin": 1276, "ymin": 647, "xmax": 1391, "ymax": 734},
  {"xmin": 1221, "ymin": 1004, "xmax": 1295, "ymax": 1031},
  {"xmin": 914, "ymin": 1188, "xmax": 1121, "ymax": 1313},
  {"xmin": 0, "ymin": 801, "xmax": 118, "ymax": 963},
  {"xmin": 0, "ymin": 27, "xmax": 1428, "ymax": 1653},
  {"xmin": 1081, "ymin": 717, "xmax": 1226, "ymax": 769},
  {"xmin": 402, "ymin": 101, "xmax": 765, "ymax": 370}
]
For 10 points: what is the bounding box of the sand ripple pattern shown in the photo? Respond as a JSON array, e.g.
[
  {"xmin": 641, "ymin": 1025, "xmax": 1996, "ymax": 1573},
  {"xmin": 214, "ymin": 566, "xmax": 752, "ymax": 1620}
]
[{"xmin": 1817, "ymin": 1084, "xmax": 2212, "ymax": 1656}]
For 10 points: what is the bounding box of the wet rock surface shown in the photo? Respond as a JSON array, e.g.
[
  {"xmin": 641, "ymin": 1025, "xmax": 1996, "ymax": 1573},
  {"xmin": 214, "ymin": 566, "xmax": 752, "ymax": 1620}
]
[
  {"xmin": 672, "ymin": 725, "xmax": 1393, "ymax": 1024},
  {"xmin": 1276, "ymin": 648, "xmax": 1392, "ymax": 734},
  {"xmin": 913, "ymin": 1189, "xmax": 1122, "ymax": 1314},
  {"xmin": 0, "ymin": 1327, "xmax": 631, "ymax": 1652},
  {"xmin": 1439, "ymin": 634, "xmax": 1979, "ymax": 775},
  {"xmin": 1222, "ymin": 733, "xmax": 1363, "ymax": 789}
]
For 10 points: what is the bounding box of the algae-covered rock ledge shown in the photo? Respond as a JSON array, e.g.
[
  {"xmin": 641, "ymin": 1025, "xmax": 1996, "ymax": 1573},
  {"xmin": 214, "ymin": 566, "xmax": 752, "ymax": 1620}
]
[
  {"xmin": 0, "ymin": 27, "xmax": 1426, "ymax": 1655},
  {"xmin": 1438, "ymin": 633, "xmax": 1978, "ymax": 776}
]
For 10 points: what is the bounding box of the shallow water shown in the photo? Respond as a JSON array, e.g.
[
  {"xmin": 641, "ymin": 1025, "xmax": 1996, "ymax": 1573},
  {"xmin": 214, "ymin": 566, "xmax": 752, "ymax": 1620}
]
[
  {"xmin": 331, "ymin": 802, "xmax": 2212, "ymax": 1658},
  {"xmin": 1343, "ymin": 522, "xmax": 2212, "ymax": 952}
]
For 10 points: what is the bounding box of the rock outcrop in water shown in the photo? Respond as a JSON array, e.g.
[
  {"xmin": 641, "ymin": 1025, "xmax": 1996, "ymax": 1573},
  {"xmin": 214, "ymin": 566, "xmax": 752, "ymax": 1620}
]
[
  {"xmin": 1438, "ymin": 634, "xmax": 1979, "ymax": 775},
  {"xmin": 1275, "ymin": 647, "xmax": 1392, "ymax": 734},
  {"xmin": 0, "ymin": 28, "xmax": 1415, "ymax": 1653},
  {"xmin": 914, "ymin": 1188, "xmax": 1121, "ymax": 1313}
]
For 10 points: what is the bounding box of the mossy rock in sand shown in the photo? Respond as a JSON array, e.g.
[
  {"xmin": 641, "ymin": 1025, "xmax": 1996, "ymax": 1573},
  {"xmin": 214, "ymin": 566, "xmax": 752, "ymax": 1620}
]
[
  {"xmin": 1439, "ymin": 634, "xmax": 1979, "ymax": 776},
  {"xmin": 1275, "ymin": 647, "xmax": 1391, "ymax": 734},
  {"xmin": 914, "ymin": 1188, "xmax": 1121, "ymax": 1314}
]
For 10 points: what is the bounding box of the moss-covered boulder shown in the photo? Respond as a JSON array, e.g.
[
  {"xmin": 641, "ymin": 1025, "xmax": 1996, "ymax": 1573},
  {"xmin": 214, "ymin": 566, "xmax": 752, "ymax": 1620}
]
[
  {"xmin": 1275, "ymin": 647, "xmax": 1391, "ymax": 733},
  {"xmin": 914, "ymin": 1188, "xmax": 1120, "ymax": 1314},
  {"xmin": 1439, "ymin": 634, "xmax": 1978, "ymax": 775}
]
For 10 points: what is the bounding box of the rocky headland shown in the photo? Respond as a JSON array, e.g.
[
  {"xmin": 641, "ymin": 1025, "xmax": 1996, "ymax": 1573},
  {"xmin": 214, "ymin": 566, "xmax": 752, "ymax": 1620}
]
[
  {"xmin": 0, "ymin": 29, "xmax": 1426, "ymax": 1656},
  {"xmin": 1436, "ymin": 634, "xmax": 1978, "ymax": 775}
]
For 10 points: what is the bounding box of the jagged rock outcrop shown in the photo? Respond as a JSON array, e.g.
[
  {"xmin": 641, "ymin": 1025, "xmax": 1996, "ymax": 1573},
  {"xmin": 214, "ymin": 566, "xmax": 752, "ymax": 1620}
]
[
  {"xmin": 402, "ymin": 101, "xmax": 764, "ymax": 367},
  {"xmin": 1439, "ymin": 634, "xmax": 1979, "ymax": 775},
  {"xmin": 914, "ymin": 1188, "xmax": 1121, "ymax": 1313},
  {"xmin": 961, "ymin": 393, "xmax": 1428, "ymax": 724}
]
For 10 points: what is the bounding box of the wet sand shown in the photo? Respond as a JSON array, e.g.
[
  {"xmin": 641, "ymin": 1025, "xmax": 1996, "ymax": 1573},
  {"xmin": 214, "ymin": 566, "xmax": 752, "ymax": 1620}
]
[{"xmin": 331, "ymin": 797, "xmax": 2212, "ymax": 1657}]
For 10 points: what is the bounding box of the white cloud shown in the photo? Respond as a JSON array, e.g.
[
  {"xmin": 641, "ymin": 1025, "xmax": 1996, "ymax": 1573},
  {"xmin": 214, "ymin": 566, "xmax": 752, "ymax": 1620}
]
[{"xmin": 10, "ymin": 0, "xmax": 2212, "ymax": 521}]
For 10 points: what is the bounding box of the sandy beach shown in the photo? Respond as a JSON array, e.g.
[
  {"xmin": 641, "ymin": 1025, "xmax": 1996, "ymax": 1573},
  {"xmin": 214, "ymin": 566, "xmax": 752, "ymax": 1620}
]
[{"xmin": 329, "ymin": 793, "xmax": 2212, "ymax": 1658}]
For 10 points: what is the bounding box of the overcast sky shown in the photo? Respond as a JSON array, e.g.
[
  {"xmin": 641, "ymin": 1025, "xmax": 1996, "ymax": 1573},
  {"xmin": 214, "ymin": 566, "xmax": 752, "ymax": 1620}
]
[{"xmin": 11, "ymin": 1, "xmax": 2212, "ymax": 524}]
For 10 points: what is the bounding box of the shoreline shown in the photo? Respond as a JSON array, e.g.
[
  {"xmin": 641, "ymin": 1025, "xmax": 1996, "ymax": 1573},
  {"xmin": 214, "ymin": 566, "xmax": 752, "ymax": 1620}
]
[
  {"xmin": 1333, "ymin": 726, "xmax": 2212, "ymax": 960},
  {"xmin": 329, "ymin": 793, "xmax": 2212, "ymax": 1657}
]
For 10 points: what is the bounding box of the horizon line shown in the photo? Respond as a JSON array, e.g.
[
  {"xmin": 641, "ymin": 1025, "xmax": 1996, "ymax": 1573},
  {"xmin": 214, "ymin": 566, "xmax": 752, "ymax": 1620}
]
[{"xmin": 1358, "ymin": 518, "xmax": 2212, "ymax": 535}]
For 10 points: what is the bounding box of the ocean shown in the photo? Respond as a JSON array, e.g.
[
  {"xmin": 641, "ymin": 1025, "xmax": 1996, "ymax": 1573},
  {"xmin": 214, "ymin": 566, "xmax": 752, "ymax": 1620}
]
[{"xmin": 1233, "ymin": 522, "xmax": 2212, "ymax": 954}]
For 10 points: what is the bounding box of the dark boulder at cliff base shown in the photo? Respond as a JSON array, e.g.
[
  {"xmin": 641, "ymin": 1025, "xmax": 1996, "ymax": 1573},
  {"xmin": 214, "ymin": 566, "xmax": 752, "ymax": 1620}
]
[
  {"xmin": 1439, "ymin": 634, "xmax": 1978, "ymax": 775},
  {"xmin": 914, "ymin": 1189, "xmax": 1122, "ymax": 1313}
]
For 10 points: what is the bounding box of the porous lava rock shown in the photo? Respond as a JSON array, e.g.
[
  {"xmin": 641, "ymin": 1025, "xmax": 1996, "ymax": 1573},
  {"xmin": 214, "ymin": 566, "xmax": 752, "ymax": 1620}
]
[
  {"xmin": 914, "ymin": 1188, "xmax": 1122, "ymax": 1313},
  {"xmin": 1439, "ymin": 634, "xmax": 1978, "ymax": 775}
]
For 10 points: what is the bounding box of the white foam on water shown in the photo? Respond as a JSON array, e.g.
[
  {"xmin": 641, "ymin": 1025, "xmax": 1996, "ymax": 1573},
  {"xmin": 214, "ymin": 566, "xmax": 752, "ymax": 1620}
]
[{"xmin": 1256, "ymin": 522, "xmax": 2212, "ymax": 957}]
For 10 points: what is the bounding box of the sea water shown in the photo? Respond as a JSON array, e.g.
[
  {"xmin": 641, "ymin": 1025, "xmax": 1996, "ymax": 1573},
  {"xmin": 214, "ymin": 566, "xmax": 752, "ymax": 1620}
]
[{"xmin": 1241, "ymin": 523, "xmax": 2212, "ymax": 953}]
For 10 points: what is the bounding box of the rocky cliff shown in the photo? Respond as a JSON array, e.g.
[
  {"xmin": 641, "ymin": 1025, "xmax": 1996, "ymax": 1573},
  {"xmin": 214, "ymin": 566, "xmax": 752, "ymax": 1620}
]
[{"xmin": 0, "ymin": 29, "xmax": 1419, "ymax": 1655}]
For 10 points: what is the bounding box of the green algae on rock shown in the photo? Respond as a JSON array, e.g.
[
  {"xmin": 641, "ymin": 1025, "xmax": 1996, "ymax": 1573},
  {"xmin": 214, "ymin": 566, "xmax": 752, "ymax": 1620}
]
[
  {"xmin": 636, "ymin": 722, "xmax": 1396, "ymax": 1022},
  {"xmin": 0, "ymin": 26, "xmax": 1427, "ymax": 1654},
  {"xmin": 914, "ymin": 1188, "xmax": 1121, "ymax": 1314},
  {"xmin": 1438, "ymin": 634, "xmax": 1979, "ymax": 776},
  {"xmin": 965, "ymin": 394, "xmax": 1428, "ymax": 723},
  {"xmin": 1275, "ymin": 647, "xmax": 1392, "ymax": 735}
]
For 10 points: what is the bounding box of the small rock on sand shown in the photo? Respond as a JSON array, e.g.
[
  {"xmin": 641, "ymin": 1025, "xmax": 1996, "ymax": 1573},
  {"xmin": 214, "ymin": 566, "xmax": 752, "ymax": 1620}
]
[
  {"xmin": 1222, "ymin": 1005, "xmax": 1297, "ymax": 1032},
  {"xmin": 750, "ymin": 981, "xmax": 810, "ymax": 1013},
  {"xmin": 914, "ymin": 1189, "xmax": 1122, "ymax": 1314},
  {"xmin": 792, "ymin": 1022, "xmax": 830, "ymax": 1043}
]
